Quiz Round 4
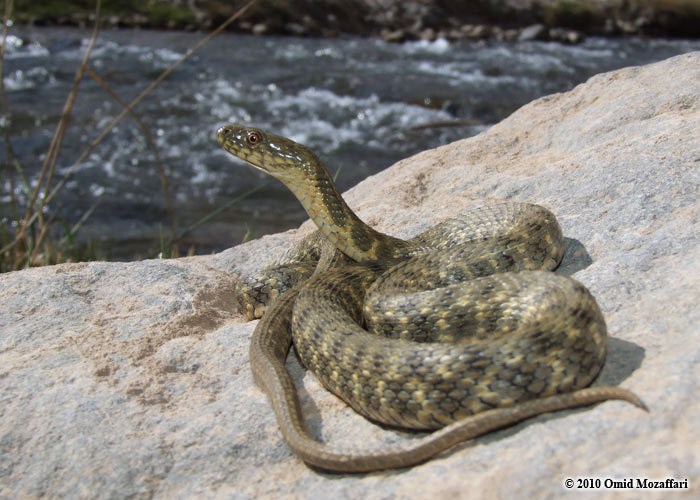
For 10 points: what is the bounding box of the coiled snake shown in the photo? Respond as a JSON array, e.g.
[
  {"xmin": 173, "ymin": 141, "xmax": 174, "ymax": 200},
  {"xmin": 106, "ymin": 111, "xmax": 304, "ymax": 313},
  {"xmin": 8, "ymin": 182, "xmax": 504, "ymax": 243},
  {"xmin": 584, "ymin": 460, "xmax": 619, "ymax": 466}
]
[{"xmin": 216, "ymin": 125, "xmax": 645, "ymax": 472}]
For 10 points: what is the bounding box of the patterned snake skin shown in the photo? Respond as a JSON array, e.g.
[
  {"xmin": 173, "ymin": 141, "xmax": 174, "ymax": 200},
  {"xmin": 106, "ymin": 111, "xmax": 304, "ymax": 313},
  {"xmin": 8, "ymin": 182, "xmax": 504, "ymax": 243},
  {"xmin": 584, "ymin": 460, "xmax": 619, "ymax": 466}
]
[{"xmin": 216, "ymin": 125, "xmax": 645, "ymax": 472}]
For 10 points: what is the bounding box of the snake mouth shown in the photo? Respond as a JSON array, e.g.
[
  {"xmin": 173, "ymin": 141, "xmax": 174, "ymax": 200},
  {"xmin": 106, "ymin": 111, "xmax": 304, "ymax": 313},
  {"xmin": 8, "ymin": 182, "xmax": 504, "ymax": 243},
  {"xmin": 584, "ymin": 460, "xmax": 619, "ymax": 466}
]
[
  {"xmin": 215, "ymin": 125, "xmax": 229, "ymax": 144},
  {"xmin": 216, "ymin": 125, "xmax": 245, "ymax": 153}
]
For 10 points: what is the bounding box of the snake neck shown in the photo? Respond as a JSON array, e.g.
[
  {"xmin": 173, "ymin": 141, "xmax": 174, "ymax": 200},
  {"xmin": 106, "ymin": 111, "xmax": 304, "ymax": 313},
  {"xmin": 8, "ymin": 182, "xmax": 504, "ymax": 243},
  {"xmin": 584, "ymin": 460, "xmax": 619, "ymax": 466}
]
[
  {"xmin": 215, "ymin": 124, "xmax": 412, "ymax": 261},
  {"xmin": 288, "ymin": 161, "xmax": 411, "ymax": 262}
]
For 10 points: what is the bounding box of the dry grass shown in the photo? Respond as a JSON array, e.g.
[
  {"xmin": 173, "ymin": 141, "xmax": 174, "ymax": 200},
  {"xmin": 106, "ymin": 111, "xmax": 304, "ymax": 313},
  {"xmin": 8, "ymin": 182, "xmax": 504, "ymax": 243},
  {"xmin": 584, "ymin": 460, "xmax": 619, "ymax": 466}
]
[{"xmin": 0, "ymin": 0, "xmax": 258, "ymax": 272}]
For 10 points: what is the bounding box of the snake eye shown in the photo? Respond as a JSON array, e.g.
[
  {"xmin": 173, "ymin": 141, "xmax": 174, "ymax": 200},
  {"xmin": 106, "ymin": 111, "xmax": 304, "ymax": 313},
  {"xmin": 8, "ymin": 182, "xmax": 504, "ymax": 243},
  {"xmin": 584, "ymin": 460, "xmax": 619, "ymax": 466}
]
[{"xmin": 247, "ymin": 131, "xmax": 261, "ymax": 145}]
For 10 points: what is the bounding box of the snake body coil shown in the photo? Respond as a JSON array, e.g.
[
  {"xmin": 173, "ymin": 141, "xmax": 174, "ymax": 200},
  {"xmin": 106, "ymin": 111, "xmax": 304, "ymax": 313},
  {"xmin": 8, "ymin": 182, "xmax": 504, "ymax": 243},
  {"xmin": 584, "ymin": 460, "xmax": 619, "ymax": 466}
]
[{"xmin": 216, "ymin": 125, "xmax": 645, "ymax": 472}]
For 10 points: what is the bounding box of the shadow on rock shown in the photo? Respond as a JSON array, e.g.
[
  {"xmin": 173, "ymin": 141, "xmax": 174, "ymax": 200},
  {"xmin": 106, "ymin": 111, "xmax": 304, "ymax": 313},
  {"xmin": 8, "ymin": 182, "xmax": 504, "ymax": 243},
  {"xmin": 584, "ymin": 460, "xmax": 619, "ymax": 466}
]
[
  {"xmin": 555, "ymin": 237, "xmax": 593, "ymax": 276},
  {"xmin": 596, "ymin": 337, "xmax": 646, "ymax": 387}
]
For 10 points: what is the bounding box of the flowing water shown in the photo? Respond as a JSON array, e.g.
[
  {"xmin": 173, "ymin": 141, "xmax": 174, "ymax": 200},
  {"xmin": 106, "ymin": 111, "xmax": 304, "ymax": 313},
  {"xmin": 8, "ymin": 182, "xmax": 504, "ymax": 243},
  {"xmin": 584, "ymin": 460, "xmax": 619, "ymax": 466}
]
[{"xmin": 3, "ymin": 26, "xmax": 699, "ymax": 259}]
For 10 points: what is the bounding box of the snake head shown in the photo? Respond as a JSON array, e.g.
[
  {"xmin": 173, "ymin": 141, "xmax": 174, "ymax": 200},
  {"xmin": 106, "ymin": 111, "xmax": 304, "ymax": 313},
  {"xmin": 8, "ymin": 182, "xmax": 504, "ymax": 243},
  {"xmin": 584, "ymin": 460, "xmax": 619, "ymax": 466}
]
[{"xmin": 216, "ymin": 124, "xmax": 321, "ymax": 184}]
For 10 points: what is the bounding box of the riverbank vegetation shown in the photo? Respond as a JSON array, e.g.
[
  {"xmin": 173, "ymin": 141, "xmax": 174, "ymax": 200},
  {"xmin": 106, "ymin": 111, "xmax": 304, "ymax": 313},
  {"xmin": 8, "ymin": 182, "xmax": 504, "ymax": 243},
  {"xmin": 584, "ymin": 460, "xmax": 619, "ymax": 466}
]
[
  {"xmin": 13, "ymin": 0, "xmax": 200, "ymax": 30},
  {"xmin": 10, "ymin": 1, "xmax": 700, "ymax": 41}
]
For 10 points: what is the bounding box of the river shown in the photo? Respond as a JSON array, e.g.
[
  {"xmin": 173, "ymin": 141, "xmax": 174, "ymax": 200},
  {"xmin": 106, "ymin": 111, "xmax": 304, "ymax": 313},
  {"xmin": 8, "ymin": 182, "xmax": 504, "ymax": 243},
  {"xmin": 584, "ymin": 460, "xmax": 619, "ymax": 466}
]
[{"xmin": 3, "ymin": 26, "xmax": 699, "ymax": 259}]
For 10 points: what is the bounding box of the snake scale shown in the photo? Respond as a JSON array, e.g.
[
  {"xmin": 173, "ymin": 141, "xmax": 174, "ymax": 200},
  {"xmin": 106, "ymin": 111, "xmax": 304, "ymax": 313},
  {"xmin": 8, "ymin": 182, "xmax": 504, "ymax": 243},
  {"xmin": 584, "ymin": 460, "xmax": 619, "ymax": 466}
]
[{"xmin": 216, "ymin": 124, "xmax": 645, "ymax": 472}]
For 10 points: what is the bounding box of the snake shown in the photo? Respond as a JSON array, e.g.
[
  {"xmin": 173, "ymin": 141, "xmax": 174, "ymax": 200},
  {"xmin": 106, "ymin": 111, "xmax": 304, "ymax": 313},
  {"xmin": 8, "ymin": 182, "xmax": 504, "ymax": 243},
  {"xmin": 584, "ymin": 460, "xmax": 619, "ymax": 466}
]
[{"xmin": 216, "ymin": 124, "xmax": 646, "ymax": 472}]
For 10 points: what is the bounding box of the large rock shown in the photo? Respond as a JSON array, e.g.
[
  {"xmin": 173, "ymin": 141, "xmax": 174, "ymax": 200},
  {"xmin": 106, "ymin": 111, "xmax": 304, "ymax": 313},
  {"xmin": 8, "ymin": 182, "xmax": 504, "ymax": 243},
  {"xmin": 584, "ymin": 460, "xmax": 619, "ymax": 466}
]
[{"xmin": 1, "ymin": 52, "xmax": 698, "ymax": 498}]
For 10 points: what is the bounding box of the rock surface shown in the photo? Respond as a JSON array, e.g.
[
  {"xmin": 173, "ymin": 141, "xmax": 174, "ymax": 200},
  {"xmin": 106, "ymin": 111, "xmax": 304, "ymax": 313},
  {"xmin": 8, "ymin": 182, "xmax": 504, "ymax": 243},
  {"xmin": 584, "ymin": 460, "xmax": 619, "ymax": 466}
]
[{"xmin": 1, "ymin": 52, "xmax": 699, "ymax": 499}]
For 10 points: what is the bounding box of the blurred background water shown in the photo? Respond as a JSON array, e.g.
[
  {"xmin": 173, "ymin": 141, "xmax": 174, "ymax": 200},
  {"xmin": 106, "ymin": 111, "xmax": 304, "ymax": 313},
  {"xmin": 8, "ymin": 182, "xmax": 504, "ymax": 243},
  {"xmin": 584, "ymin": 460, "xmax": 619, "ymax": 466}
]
[{"xmin": 3, "ymin": 26, "xmax": 699, "ymax": 259}]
